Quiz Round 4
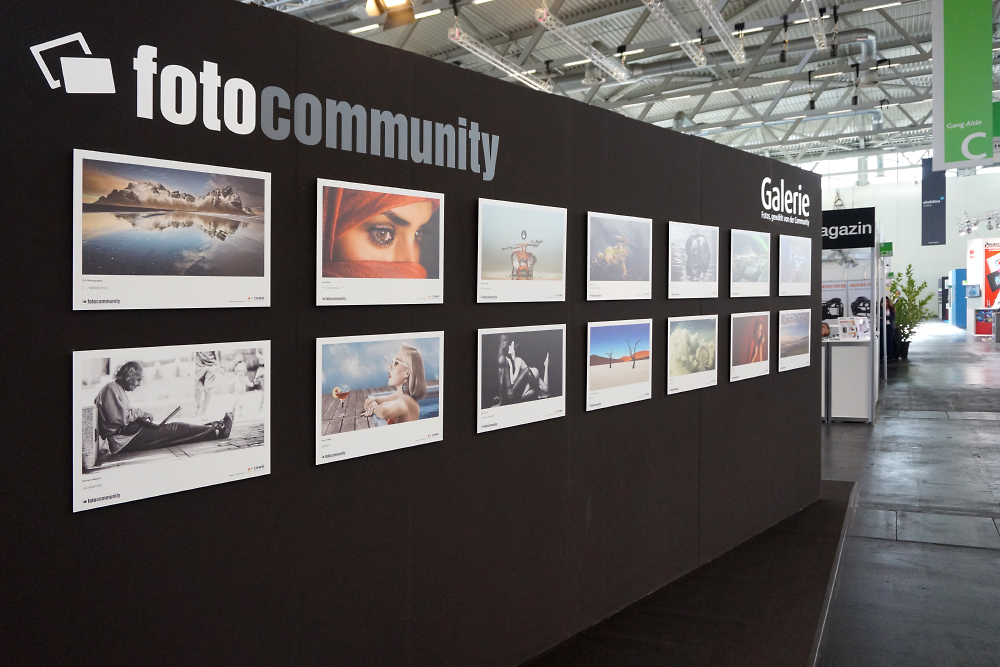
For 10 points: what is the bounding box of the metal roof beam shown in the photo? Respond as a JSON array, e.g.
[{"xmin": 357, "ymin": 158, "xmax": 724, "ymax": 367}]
[
  {"xmin": 876, "ymin": 7, "xmax": 928, "ymax": 56},
  {"xmin": 602, "ymin": 56, "xmax": 932, "ymax": 113},
  {"xmin": 742, "ymin": 122, "xmax": 931, "ymax": 151},
  {"xmin": 425, "ymin": 0, "xmax": 929, "ymax": 69}
]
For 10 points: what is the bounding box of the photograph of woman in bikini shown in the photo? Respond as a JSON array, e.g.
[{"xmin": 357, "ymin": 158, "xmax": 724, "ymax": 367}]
[{"xmin": 316, "ymin": 332, "xmax": 444, "ymax": 464}]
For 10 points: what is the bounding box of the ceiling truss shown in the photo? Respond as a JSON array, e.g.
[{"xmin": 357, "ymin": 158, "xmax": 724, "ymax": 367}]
[{"xmin": 240, "ymin": 0, "xmax": 1000, "ymax": 167}]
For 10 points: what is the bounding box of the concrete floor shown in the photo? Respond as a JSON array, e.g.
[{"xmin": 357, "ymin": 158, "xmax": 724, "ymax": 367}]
[{"xmin": 818, "ymin": 321, "xmax": 1000, "ymax": 667}]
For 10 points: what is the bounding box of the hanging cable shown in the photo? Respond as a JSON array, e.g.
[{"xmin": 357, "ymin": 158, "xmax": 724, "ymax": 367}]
[
  {"xmin": 852, "ymin": 63, "xmax": 859, "ymax": 106},
  {"xmin": 831, "ymin": 5, "xmax": 839, "ymax": 58},
  {"xmin": 780, "ymin": 15, "xmax": 788, "ymax": 63}
]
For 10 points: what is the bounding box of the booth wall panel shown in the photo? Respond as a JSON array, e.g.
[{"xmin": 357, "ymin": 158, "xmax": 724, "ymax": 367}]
[{"xmin": 0, "ymin": 0, "xmax": 821, "ymax": 664}]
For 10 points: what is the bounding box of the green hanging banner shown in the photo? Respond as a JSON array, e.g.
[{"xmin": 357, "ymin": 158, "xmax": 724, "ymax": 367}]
[
  {"xmin": 931, "ymin": 0, "xmax": 995, "ymax": 171},
  {"xmin": 994, "ymin": 102, "xmax": 1000, "ymax": 162}
]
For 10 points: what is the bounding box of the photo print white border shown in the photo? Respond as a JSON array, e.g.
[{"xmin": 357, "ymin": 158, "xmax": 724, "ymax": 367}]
[
  {"xmin": 477, "ymin": 323, "xmax": 567, "ymax": 433},
  {"xmin": 315, "ymin": 331, "xmax": 444, "ymax": 465},
  {"xmin": 586, "ymin": 318, "xmax": 653, "ymax": 411},
  {"xmin": 586, "ymin": 212, "xmax": 653, "ymax": 301},
  {"xmin": 667, "ymin": 314, "xmax": 719, "ymax": 394},
  {"xmin": 72, "ymin": 340, "xmax": 271, "ymax": 512},
  {"xmin": 730, "ymin": 311, "xmax": 770, "ymax": 382},
  {"xmin": 778, "ymin": 234, "xmax": 812, "ymax": 296},
  {"xmin": 315, "ymin": 179, "xmax": 444, "ymax": 306},
  {"xmin": 73, "ymin": 149, "xmax": 271, "ymax": 311},
  {"xmin": 778, "ymin": 308, "xmax": 812, "ymax": 372},
  {"xmin": 668, "ymin": 221, "xmax": 719, "ymax": 299},
  {"xmin": 477, "ymin": 198, "xmax": 567, "ymax": 303},
  {"xmin": 730, "ymin": 229, "xmax": 771, "ymax": 298}
]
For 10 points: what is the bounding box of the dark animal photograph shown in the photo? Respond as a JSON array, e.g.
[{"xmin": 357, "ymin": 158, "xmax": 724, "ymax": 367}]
[{"xmin": 669, "ymin": 221, "xmax": 719, "ymax": 285}]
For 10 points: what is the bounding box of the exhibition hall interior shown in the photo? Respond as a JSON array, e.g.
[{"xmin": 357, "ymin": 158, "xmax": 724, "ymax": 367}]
[{"xmin": 3, "ymin": 0, "xmax": 1000, "ymax": 664}]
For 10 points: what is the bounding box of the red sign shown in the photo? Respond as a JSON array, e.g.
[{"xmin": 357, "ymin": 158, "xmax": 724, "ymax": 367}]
[{"xmin": 985, "ymin": 243, "xmax": 1000, "ymax": 307}]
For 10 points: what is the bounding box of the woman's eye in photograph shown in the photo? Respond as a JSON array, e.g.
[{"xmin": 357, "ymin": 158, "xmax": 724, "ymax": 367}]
[{"xmin": 368, "ymin": 224, "xmax": 395, "ymax": 247}]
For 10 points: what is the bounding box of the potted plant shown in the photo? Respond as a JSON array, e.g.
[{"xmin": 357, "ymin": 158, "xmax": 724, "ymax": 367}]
[{"xmin": 890, "ymin": 264, "xmax": 934, "ymax": 360}]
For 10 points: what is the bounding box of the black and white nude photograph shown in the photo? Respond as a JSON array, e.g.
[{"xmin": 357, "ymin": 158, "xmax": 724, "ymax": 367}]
[
  {"xmin": 477, "ymin": 324, "xmax": 566, "ymax": 433},
  {"xmin": 73, "ymin": 149, "xmax": 270, "ymax": 310},
  {"xmin": 669, "ymin": 221, "xmax": 719, "ymax": 298},
  {"xmin": 587, "ymin": 212, "xmax": 653, "ymax": 301},
  {"xmin": 73, "ymin": 341, "xmax": 270, "ymax": 511}
]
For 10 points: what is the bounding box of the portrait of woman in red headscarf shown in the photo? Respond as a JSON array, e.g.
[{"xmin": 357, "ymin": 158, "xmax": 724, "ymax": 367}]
[
  {"xmin": 320, "ymin": 184, "xmax": 441, "ymax": 279},
  {"xmin": 731, "ymin": 312, "xmax": 770, "ymax": 368}
]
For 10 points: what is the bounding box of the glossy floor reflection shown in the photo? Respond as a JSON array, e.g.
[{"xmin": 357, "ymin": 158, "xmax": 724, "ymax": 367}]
[{"xmin": 818, "ymin": 321, "xmax": 1000, "ymax": 667}]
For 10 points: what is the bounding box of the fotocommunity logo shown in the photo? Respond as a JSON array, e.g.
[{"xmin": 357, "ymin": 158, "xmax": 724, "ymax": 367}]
[{"xmin": 30, "ymin": 33, "xmax": 115, "ymax": 93}]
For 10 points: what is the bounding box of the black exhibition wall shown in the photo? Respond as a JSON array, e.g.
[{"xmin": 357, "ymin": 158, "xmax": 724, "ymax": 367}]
[{"xmin": 0, "ymin": 0, "xmax": 822, "ymax": 664}]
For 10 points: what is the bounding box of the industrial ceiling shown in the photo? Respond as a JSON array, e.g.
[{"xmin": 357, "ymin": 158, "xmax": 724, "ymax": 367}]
[{"xmin": 243, "ymin": 0, "xmax": 1000, "ymax": 169}]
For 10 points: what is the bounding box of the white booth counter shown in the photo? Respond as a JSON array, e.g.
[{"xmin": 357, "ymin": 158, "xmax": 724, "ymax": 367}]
[
  {"xmin": 820, "ymin": 239, "xmax": 886, "ymax": 424},
  {"xmin": 822, "ymin": 338, "xmax": 875, "ymax": 422}
]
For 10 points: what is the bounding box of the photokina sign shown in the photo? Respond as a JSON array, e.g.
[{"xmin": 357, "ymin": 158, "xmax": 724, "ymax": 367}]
[{"xmin": 30, "ymin": 34, "xmax": 502, "ymax": 181}]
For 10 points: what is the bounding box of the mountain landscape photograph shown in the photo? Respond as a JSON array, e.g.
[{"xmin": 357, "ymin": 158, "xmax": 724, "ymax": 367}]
[
  {"xmin": 779, "ymin": 311, "xmax": 811, "ymax": 358},
  {"xmin": 79, "ymin": 156, "xmax": 267, "ymax": 277}
]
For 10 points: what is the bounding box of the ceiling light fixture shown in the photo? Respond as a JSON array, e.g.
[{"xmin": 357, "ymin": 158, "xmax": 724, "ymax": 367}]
[
  {"xmin": 365, "ymin": 0, "xmax": 415, "ymax": 29},
  {"xmin": 563, "ymin": 58, "xmax": 592, "ymax": 67},
  {"xmin": 535, "ymin": 2, "xmax": 631, "ymax": 82},
  {"xmin": 349, "ymin": 23, "xmax": 380, "ymax": 34},
  {"xmin": 447, "ymin": 25, "xmax": 553, "ymax": 92},
  {"xmin": 692, "ymin": 0, "xmax": 746, "ymax": 64},
  {"xmin": 472, "ymin": 0, "xmax": 493, "ymax": 3},
  {"xmin": 732, "ymin": 26, "xmax": 763, "ymax": 35},
  {"xmin": 414, "ymin": 8, "xmax": 440, "ymax": 19},
  {"xmin": 620, "ymin": 48, "xmax": 645, "ymax": 57},
  {"xmin": 862, "ymin": 2, "xmax": 901, "ymax": 11},
  {"xmin": 643, "ymin": 0, "xmax": 707, "ymax": 67}
]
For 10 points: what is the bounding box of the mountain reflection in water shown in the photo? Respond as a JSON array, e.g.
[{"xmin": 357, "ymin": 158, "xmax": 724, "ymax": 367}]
[
  {"xmin": 122, "ymin": 211, "xmax": 247, "ymax": 240},
  {"xmin": 81, "ymin": 210, "xmax": 266, "ymax": 277}
]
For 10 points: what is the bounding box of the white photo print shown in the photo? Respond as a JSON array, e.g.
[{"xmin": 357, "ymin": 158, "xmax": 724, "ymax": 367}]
[
  {"xmin": 669, "ymin": 221, "xmax": 719, "ymax": 299},
  {"xmin": 73, "ymin": 341, "xmax": 270, "ymax": 511}
]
